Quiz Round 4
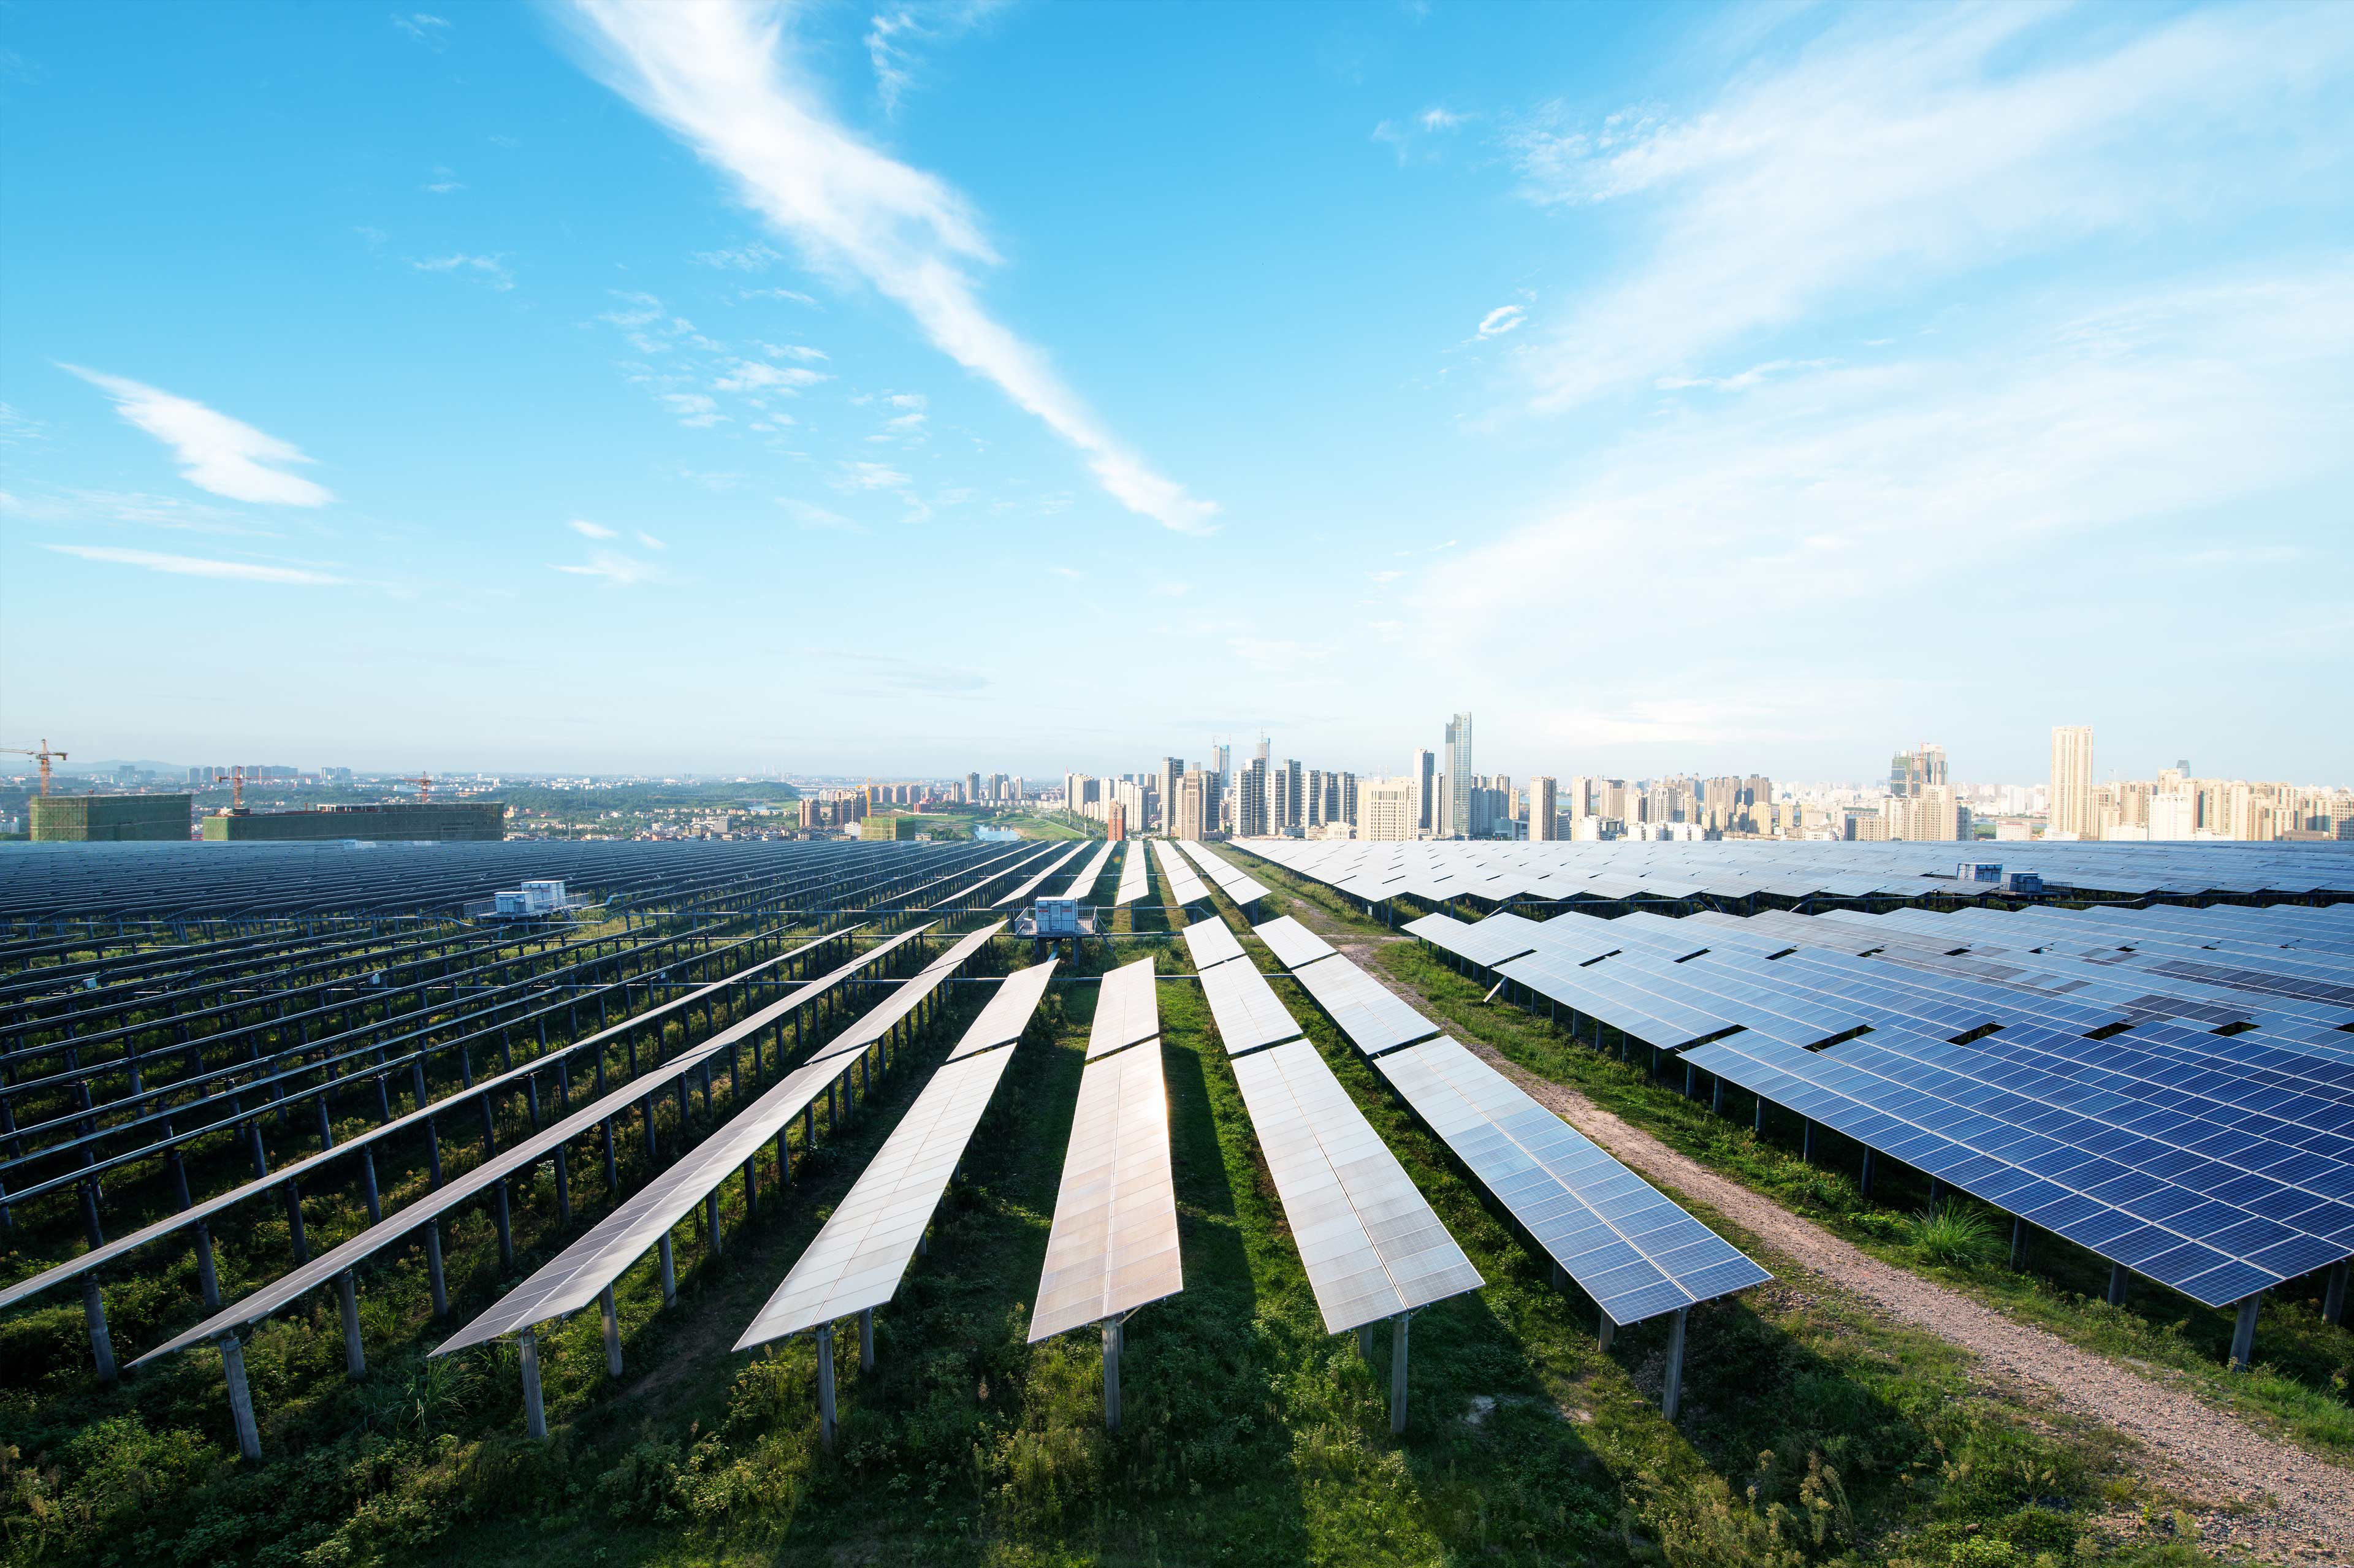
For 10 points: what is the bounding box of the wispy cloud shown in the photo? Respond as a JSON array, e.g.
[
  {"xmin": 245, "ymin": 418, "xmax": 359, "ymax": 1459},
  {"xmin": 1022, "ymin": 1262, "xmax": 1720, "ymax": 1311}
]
[
  {"xmin": 1373, "ymin": 104, "xmax": 1472, "ymax": 166},
  {"xmin": 412, "ymin": 253, "xmax": 512, "ymax": 290},
  {"xmin": 695, "ymin": 241, "xmax": 785, "ymax": 270},
  {"xmin": 422, "ymin": 166, "xmax": 465, "ymax": 194},
  {"xmin": 1475, "ymin": 305, "xmax": 1524, "ymax": 339},
  {"xmin": 563, "ymin": 0, "xmax": 1216, "ymax": 535},
  {"xmin": 61, "ymin": 365, "xmax": 334, "ymax": 506},
  {"xmin": 568, "ymin": 518, "xmax": 619, "ymax": 539},
  {"xmin": 44, "ymin": 544, "xmax": 345, "ymax": 585},
  {"xmin": 832, "ymin": 460, "xmax": 910, "ymax": 492},
  {"xmin": 661, "ymin": 392, "xmax": 725, "ymax": 427},
  {"xmin": 552, "ymin": 550, "xmax": 665, "ymax": 585},
  {"xmin": 1503, "ymin": 6, "xmax": 2354, "ymax": 411},
  {"xmin": 863, "ymin": 1, "xmax": 1004, "ymax": 116},
  {"xmin": 392, "ymin": 12, "xmax": 451, "ymax": 47},
  {"xmin": 636, "ymin": 530, "xmax": 666, "ymax": 550},
  {"xmin": 779, "ymin": 498, "xmax": 862, "ymax": 531},
  {"xmin": 712, "ymin": 358, "xmax": 826, "ymax": 393}
]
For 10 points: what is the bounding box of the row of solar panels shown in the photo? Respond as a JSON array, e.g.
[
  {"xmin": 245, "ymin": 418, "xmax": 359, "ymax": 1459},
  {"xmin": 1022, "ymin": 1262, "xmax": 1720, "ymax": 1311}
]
[
  {"xmin": 1243, "ymin": 836, "xmax": 2354, "ymax": 906},
  {"xmin": 1404, "ymin": 902, "xmax": 2354, "ymax": 1309},
  {"xmin": 1186, "ymin": 916, "xmax": 1769, "ymax": 1330},
  {"xmin": 1175, "ymin": 840, "xmax": 1270, "ymax": 906}
]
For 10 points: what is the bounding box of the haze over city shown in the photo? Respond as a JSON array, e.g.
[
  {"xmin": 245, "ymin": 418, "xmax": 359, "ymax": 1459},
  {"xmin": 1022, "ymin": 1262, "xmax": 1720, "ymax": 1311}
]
[{"xmin": 5, "ymin": 1, "xmax": 2350, "ymax": 781}]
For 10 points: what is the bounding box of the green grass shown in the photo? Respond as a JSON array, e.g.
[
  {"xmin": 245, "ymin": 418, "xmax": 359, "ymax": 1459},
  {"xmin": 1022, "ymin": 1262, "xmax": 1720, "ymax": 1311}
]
[
  {"xmin": 1225, "ymin": 850, "xmax": 2354, "ymax": 1466},
  {"xmin": 0, "ymin": 891, "xmax": 2242, "ymax": 1568}
]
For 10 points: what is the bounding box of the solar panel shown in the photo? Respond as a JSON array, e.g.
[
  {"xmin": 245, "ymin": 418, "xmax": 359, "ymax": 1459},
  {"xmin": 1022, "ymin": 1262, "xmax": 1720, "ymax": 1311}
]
[
  {"xmin": 1113, "ymin": 842, "xmax": 1151, "ymax": 907},
  {"xmin": 1031, "ymin": 959, "xmax": 1181, "ymax": 1339},
  {"xmin": 994, "ymin": 843, "xmax": 1089, "ymax": 907},
  {"xmin": 427, "ymin": 923, "xmax": 1006, "ymax": 1358},
  {"xmin": 1180, "ymin": 917, "xmax": 1247, "ymax": 972},
  {"xmin": 1058, "ymin": 842, "xmax": 1116, "ymax": 900},
  {"xmin": 1376, "ymin": 1038, "xmax": 1768, "ymax": 1323},
  {"xmin": 1177, "ymin": 840, "xmax": 1270, "ymax": 905},
  {"xmin": 736, "ymin": 961, "xmax": 1056, "ymax": 1349},
  {"xmin": 1254, "ymin": 915, "xmax": 1337, "ymax": 970},
  {"xmin": 1228, "ymin": 1040, "xmax": 1482, "ymax": 1333},
  {"xmin": 128, "ymin": 922, "xmax": 940, "ymax": 1370},
  {"xmin": 1258, "ymin": 934, "xmax": 1439, "ymax": 1057},
  {"xmin": 1152, "ymin": 839, "xmax": 1212, "ymax": 906}
]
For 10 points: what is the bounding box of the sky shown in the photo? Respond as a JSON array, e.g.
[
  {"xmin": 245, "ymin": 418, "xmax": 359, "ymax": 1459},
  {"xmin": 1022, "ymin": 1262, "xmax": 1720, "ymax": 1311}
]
[{"xmin": 2, "ymin": 0, "xmax": 2349, "ymax": 786}]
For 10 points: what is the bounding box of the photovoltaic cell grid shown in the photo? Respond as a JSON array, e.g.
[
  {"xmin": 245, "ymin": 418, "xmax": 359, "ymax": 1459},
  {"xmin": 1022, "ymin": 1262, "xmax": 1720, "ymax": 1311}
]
[
  {"xmin": 1113, "ymin": 843, "xmax": 1151, "ymax": 907},
  {"xmin": 131, "ymin": 922, "xmax": 942, "ymax": 1368},
  {"xmin": 1177, "ymin": 840, "xmax": 1270, "ymax": 906},
  {"xmin": 736, "ymin": 961, "xmax": 1057, "ymax": 1347},
  {"xmin": 1151, "ymin": 839, "xmax": 1212, "ymax": 907},
  {"xmin": 1253, "ymin": 919, "xmax": 1769, "ymax": 1326},
  {"xmin": 1228, "ymin": 1040, "xmax": 1482, "ymax": 1333},
  {"xmin": 994, "ymin": 843, "xmax": 1089, "ymax": 906},
  {"xmin": 1253, "ymin": 915, "xmax": 1338, "ymax": 971},
  {"xmin": 1057, "ymin": 842, "xmax": 1117, "ymax": 901},
  {"xmin": 1377, "ymin": 1038, "xmax": 1769, "ymax": 1324},
  {"xmin": 1183, "ymin": 919, "xmax": 1305, "ymax": 1057},
  {"xmin": 428, "ymin": 924, "xmax": 1006, "ymax": 1357},
  {"xmin": 1031, "ymin": 957, "xmax": 1181, "ymax": 1339},
  {"xmin": 1410, "ymin": 903, "xmax": 2354, "ymax": 1306}
]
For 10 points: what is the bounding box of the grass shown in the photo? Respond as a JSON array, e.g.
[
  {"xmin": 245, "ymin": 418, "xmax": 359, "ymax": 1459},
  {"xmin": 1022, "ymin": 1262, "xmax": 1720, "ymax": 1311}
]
[
  {"xmin": 1225, "ymin": 848, "xmax": 2354, "ymax": 1466},
  {"xmin": 0, "ymin": 886, "xmax": 2245, "ymax": 1567}
]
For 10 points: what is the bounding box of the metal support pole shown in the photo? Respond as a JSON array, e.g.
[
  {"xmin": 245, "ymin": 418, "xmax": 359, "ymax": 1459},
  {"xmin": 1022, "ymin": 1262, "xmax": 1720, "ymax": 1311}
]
[
  {"xmin": 1662, "ymin": 1306, "xmax": 1688, "ymax": 1420},
  {"xmin": 2230, "ymin": 1293, "xmax": 2262, "ymax": 1371},
  {"xmin": 194, "ymin": 1222, "xmax": 221, "ymax": 1308},
  {"xmin": 1356, "ymin": 1323, "xmax": 1373, "ymax": 1360},
  {"xmin": 219, "ymin": 1334, "xmax": 261, "ymax": 1461},
  {"xmin": 1801, "ymin": 1120, "xmax": 1815, "ymax": 1162},
  {"xmin": 660, "ymin": 1232, "xmax": 677, "ymax": 1306},
  {"xmin": 815, "ymin": 1324, "xmax": 838, "ymax": 1450},
  {"xmin": 1859, "ymin": 1149, "xmax": 1875, "ymax": 1198},
  {"xmin": 2106, "ymin": 1262, "xmax": 2127, "ymax": 1306},
  {"xmin": 601, "ymin": 1285, "xmax": 623, "ymax": 1377},
  {"xmin": 1388, "ymin": 1312, "xmax": 1410, "ymax": 1436},
  {"xmin": 859, "ymin": 1306, "xmax": 875, "ymax": 1372},
  {"xmin": 360, "ymin": 1148, "xmax": 381, "ymax": 1224},
  {"xmin": 82, "ymin": 1274, "xmax": 116, "ymax": 1383},
  {"xmin": 425, "ymin": 1219, "xmax": 448, "ymax": 1316},
  {"xmin": 706, "ymin": 1188, "xmax": 722, "ymax": 1256},
  {"xmin": 1753, "ymin": 1097, "xmax": 1763, "ymax": 1134},
  {"xmin": 2009, "ymin": 1216, "xmax": 2026, "ymax": 1270},
  {"xmin": 493, "ymin": 1179, "xmax": 514, "ymax": 1269},
  {"xmin": 554, "ymin": 1144, "xmax": 571, "ymax": 1223},
  {"xmin": 603, "ymin": 1117, "xmax": 619, "ymax": 1193},
  {"xmin": 2325, "ymin": 1260, "xmax": 2348, "ymax": 1326},
  {"xmin": 337, "ymin": 1269, "xmax": 365, "ymax": 1379},
  {"xmin": 1598, "ymin": 1311, "xmax": 1616, "ymax": 1351},
  {"xmin": 1711, "ymin": 1076, "xmax": 1723, "ymax": 1115},
  {"xmin": 1103, "ymin": 1317, "xmax": 1122, "ymax": 1432},
  {"xmin": 520, "ymin": 1328, "xmax": 547, "ymax": 1440}
]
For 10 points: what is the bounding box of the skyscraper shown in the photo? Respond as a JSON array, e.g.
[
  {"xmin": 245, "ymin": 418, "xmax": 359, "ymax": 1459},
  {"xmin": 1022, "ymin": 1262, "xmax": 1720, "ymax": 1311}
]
[
  {"xmin": 1236, "ymin": 756, "xmax": 1268, "ymax": 836},
  {"xmin": 1159, "ymin": 756, "xmax": 1183, "ymax": 832},
  {"xmin": 1443, "ymin": 714, "xmax": 1473, "ymax": 838},
  {"xmin": 1529, "ymin": 775, "xmax": 1558, "ymax": 840},
  {"xmin": 2051, "ymin": 726, "xmax": 2094, "ymax": 839},
  {"xmin": 1412, "ymin": 748, "xmax": 1435, "ymax": 834},
  {"xmin": 1362, "ymin": 777, "xmax": 1414, "ymax": 841}
]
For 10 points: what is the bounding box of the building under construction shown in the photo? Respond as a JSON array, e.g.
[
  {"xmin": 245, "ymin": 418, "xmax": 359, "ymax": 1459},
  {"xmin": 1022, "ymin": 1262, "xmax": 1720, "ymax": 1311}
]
[
  {"xmin": 200, "ymin": 801, "xmax": 505, "ymax": 842},
  {"xmin": 30, "ymin": 793, "xmax": 194, "ymax": 842}
]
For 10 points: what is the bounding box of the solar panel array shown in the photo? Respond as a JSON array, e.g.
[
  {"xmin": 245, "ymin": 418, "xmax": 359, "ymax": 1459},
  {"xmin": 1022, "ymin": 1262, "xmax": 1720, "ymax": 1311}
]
[
  {"xmin": 994, "ymin": 843, "xmax": 1089, "ymax": 907},
  {"xmin": 1241, "ymin": 837, "xmax": 2354, "ymax": 910},
  {"xmin": 1184, "ymin": 918, "xmax": 1304, "ymax": 1057},
  {"xmin": 738, "ymin": 961, "xmax": 1057, "ymax": 1349},
  {"xmin": 1151, "ymin": 839, "xmax": 1212, "ymax": 907},
  {"xmin": 430, "ymin": 923, "xmax": 1007, "ymax": 1357},
  {"xmin": 1031, "ymin": 959, "xmax": 1183, "ymax": 1339},
  {"xmin": 132, "ymin": 923, "xmax": 943, "ymax": 1369},
  {"xmin": 1251, "ymin": 921, "xmax": 1767, "ymax": 1325},
  {"xmin": 1057, "ymin": 842, "xmax": 1117, "ymax": 900},
  {"xmin": 1407, "ymin": 902, "xmax": 2354, "ymax": 1308},
  {"xmin": 1177, "ymin": 840, "xmax": 1270, "ymax": 906},
  {"xmin": 1113, "ymin": 843, "xmax": 1151, "ymax": 907}
]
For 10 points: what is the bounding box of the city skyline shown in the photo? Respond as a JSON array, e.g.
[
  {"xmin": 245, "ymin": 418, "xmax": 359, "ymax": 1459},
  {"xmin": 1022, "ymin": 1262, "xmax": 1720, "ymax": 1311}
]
[{"xmin": 4, "ymin": 1, "xmax": 2350, "ymax": 780}]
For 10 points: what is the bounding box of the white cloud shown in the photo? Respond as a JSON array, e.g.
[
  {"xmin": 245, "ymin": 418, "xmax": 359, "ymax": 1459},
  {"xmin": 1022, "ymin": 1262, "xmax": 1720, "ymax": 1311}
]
[
  {"xmin": 422, "ymin": 166, "xmax": 465, "ymax": 194},
  {"xmin": 832, "ymin": 460, "xmax": 910, "ymax": 492},
  {"xmin": 755, "ymin": 340, "xmax": 828, "ymax": 360},
  {"xmin": 1048, "ymin": 565, "xmax": 1083, "ymax": 579},
  {"xmin": 60, "ymin": 366, "xmax": 334, "ymax": 506},
  {"xmin": 1419, "ymin": 107, "xmax": 1466, "ymax": 131},
  {"xmin": 863, "ymin": 2, "xmax": 1004, "ymax": 117},
  {"xmin": 737, "ymin": 286, "xmax": 818, "ymax": 306},
  {"xmin": 552, "ymin": 550, "xmax": 664, "ymax": 585},
  {"xmin": 712, "ymin": 357, "xmax": 826, "ymax": 392},
  {"xmin": 779, "ymin": 498, "xmax": 862, "ymax": 531},
  {"xmin": 636, "ymin": 530, "xmax": 666, "ymax": 550},
  {"xmin": 1503, "ymin": 6, "xmax": 2354, "ymax": 411},
  {"xmin": 661, "ymin": 392, "xmax": 726, "ymax": 427},
  {"xmin": 1368, "ymin": 569, "xmax": 1404, "ymax": 583},
  {"xmin": 694, "ymin": 241, "xmax": 785, "ymax": 270},
  {"xmin": 412, "ymin": 253, "xmax": 513, "ymax": 290},
  {"xmin": 1476, "ymin": 305, "xmax": 1524, "ymax": 339},
  {"xmin": 1374, "ymin": 104, "xmax": 1471, "ymax": 166},
  {"xmin": 568, "ymin": 518, "xmax": 619, "ymax": 538},
  {"xmin": 44, "ymin": 544, "xmax": 345, "ymax": 585},
  {"xmin": 563, "ymin": 0, "xmax": 1216, "ymax": 535},
  {"xmin": 392, "ymin": 12, "xmax": 451, "ymax": 46},
  {"xmin": 886, "ymin": 392, "xmax": 926, "ymax": 410}
]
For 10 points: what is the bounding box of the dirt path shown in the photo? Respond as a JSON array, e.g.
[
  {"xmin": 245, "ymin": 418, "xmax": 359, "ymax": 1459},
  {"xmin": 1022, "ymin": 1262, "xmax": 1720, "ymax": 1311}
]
[{"xmin": 1278, "ymin": 901, "xmax": 2354, "ymax": 1566}]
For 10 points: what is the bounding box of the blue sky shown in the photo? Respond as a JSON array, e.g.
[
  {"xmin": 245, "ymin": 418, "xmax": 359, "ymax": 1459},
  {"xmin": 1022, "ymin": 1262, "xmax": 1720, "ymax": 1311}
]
[{"xmin": 2, "ymin": 0, "xmax": 2348, "ymax": 785}]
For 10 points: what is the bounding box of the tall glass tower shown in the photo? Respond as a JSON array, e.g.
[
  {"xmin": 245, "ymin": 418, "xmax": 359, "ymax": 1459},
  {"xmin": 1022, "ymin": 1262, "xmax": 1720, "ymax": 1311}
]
[{"xmin": 1444, "ymin": 712, "xmax": 1473, "ymax": 838}]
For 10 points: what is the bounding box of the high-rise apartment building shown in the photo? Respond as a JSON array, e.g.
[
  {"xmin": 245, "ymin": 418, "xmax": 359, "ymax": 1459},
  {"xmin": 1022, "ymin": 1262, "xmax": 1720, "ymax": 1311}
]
[
  {"xmin": 1529, "ymin": 776, "xmax": 1558, "ymax": 840},
  {"xmin": 1362, "ymin": 777, "xmax": 1414, "ymax": 841},
  {"xmin": 2050, "ymin": 726, "xmax": 2094, "ymax": 839},
  {"xmin": 1412, "ymin": 748, "xmax": 1436, "ymax": 834},
  {"xmin": 1157, "ymin": 758, "xmax": 1183, "ymax": 831},
  {"xmin": 1442, "ymin": 714, "xmax": 1472, "ymax": 838},
  {"xmin": 1236, "ymin": 756, "xmax": 1269, "ymax": 836},
  {"xmin": 1173, "ymin": 770, "xmax": 1213, "ymax": 840}
]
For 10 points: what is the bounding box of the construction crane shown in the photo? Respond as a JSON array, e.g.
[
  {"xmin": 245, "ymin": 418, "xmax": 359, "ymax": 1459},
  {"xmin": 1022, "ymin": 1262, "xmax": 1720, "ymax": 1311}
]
[
  {"xmin": 398, "ymin": 774, "xmax": 434, "ymax": 802},
  {"xmin": 2, "ymin": 739, "xmax": 67, "ymax": 796},
  {"xmin": 213, "ymin": 767, "xmax": 245, "ymax": 811}
]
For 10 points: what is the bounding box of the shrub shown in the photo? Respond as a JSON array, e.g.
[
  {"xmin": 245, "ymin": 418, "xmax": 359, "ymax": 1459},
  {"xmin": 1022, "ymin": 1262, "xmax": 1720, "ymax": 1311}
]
[{"xmin": 1913, "ymin": 1203, "xmax": 1999, "ymax": 1269}]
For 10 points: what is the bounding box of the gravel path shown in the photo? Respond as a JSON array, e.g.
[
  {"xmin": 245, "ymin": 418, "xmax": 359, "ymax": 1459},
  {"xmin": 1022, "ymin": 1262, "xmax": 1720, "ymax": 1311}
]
[{"xmin": 1295, "ymin": 914, "xmax": 2354, "ymax": 1566}]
